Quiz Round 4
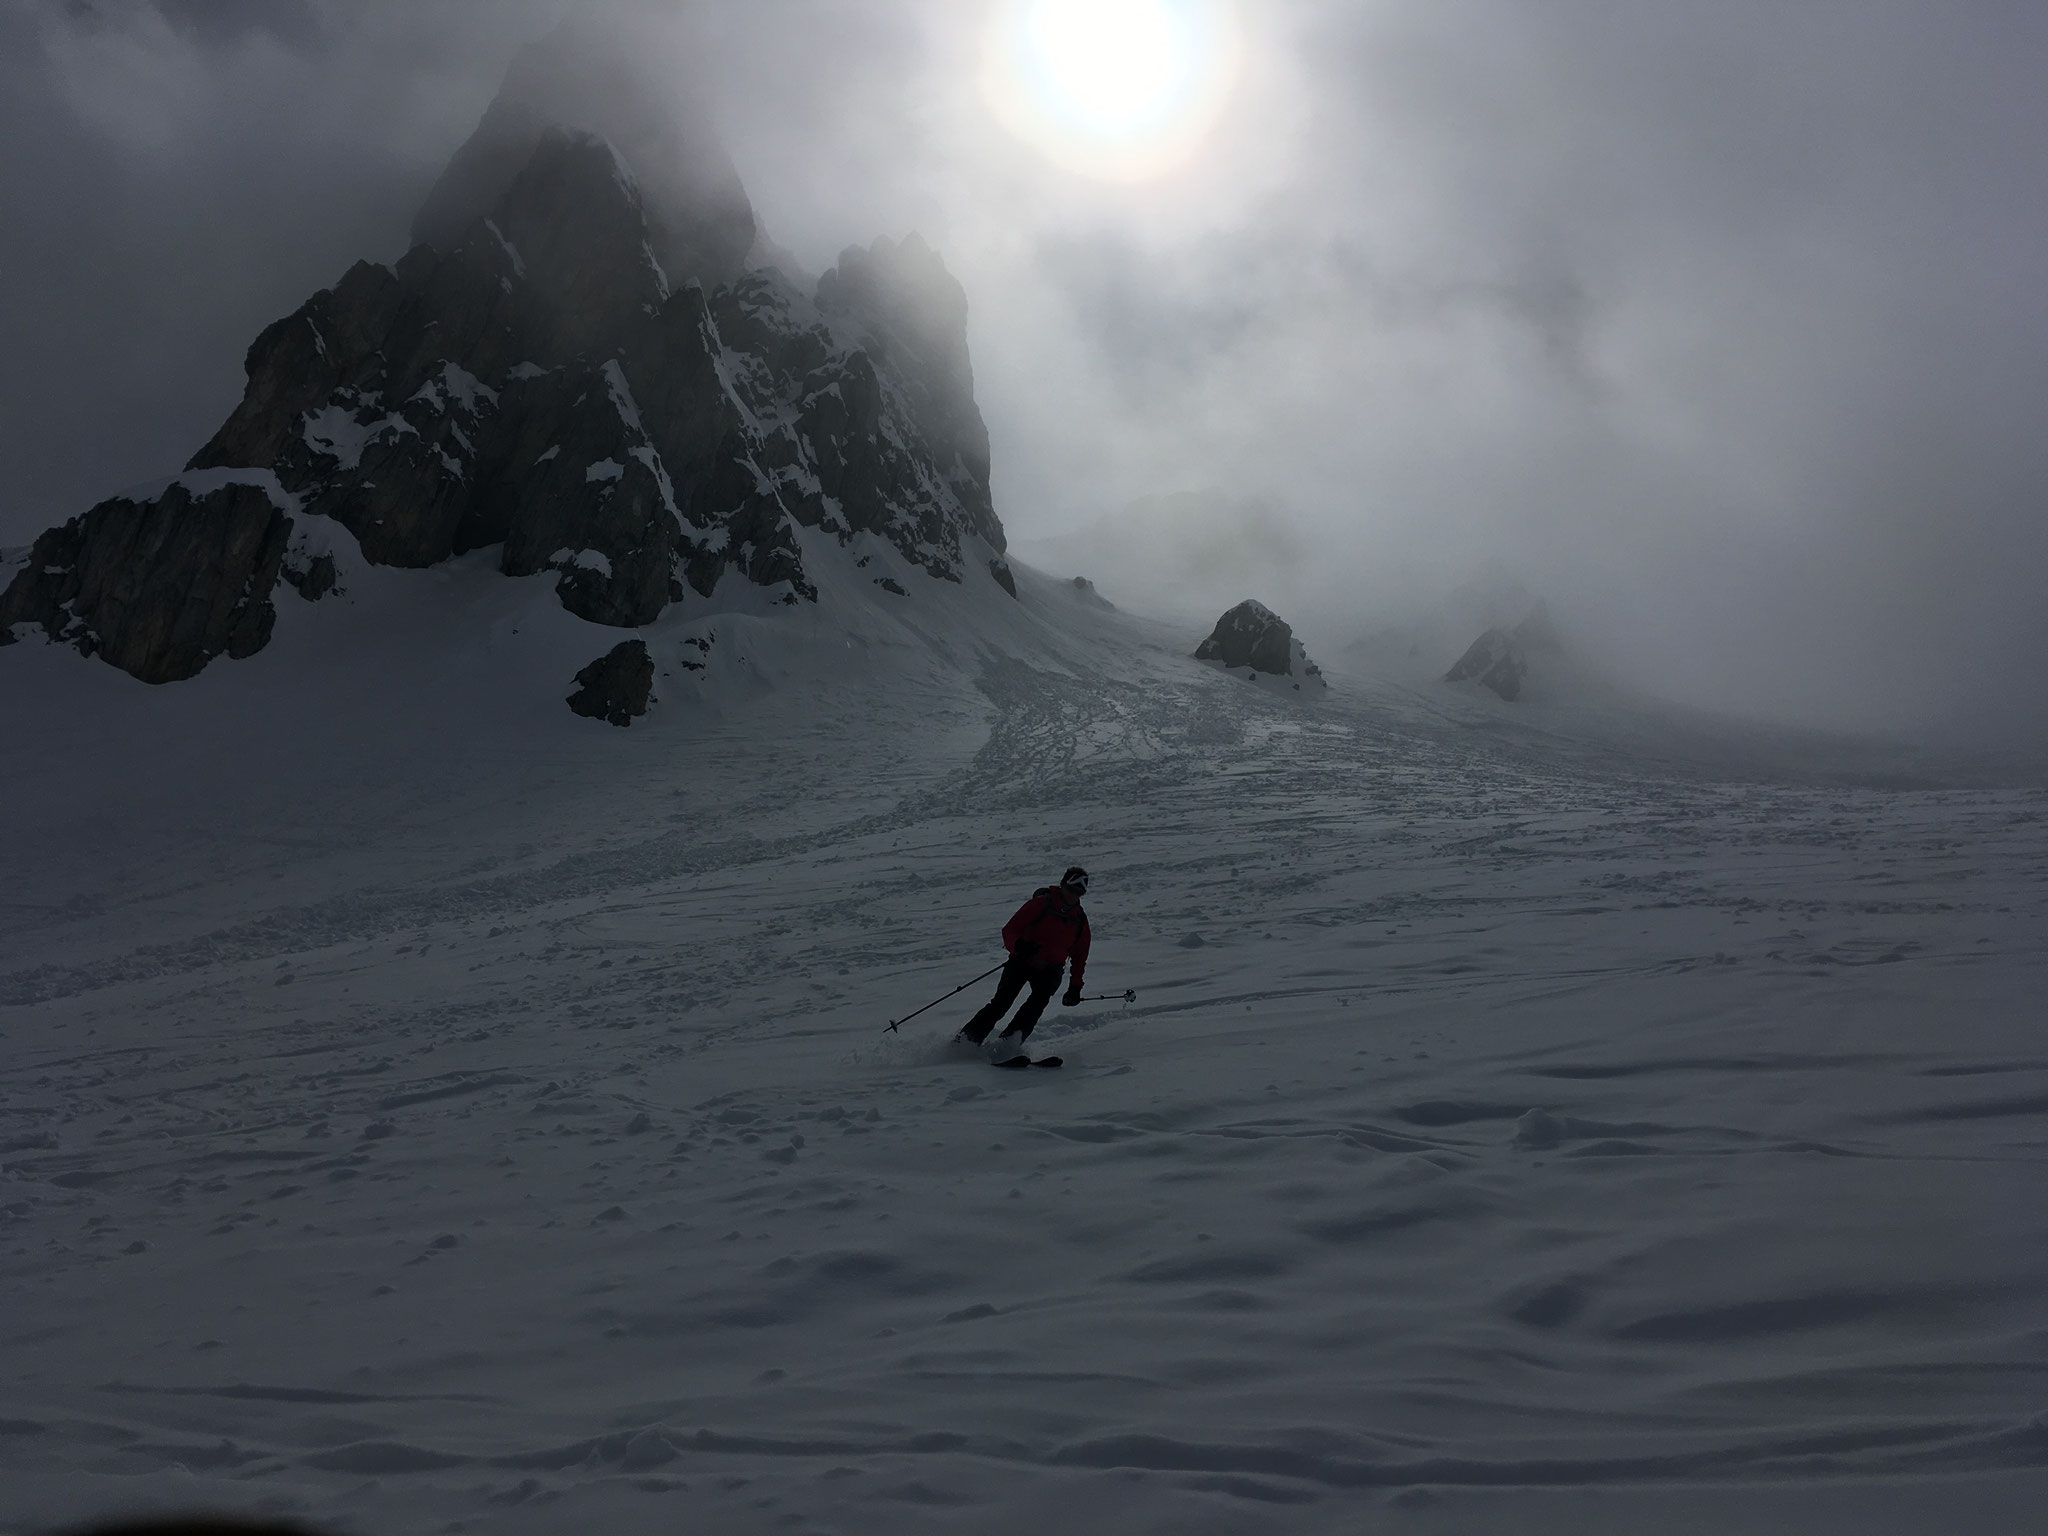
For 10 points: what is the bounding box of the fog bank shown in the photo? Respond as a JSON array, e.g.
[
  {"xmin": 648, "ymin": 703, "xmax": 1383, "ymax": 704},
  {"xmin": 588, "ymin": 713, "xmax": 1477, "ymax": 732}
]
[{"xmin": 4, "ymin": 0, "xmax": 2044, "ymax": 742}]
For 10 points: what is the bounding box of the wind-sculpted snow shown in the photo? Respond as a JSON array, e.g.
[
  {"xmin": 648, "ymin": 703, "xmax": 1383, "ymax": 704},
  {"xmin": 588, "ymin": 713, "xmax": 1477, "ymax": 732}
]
[{"xmin": 2, "ymin": 569, "xmax": 2046, "ymax": 1533}]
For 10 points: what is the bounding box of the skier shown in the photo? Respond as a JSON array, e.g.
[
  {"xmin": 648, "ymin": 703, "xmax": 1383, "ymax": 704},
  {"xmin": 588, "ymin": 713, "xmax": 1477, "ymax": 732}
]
[{"xmin": 957, "ymin": 867, "xmax": 1092, "ymax": 1046}]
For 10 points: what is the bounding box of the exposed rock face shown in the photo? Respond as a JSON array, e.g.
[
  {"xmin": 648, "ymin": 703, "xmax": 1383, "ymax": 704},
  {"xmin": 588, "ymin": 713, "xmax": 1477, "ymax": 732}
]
[
  {"xmin": 3, "ymin": 24, "xmax": 1006, "ymax": 686},
  {"xmin": 817, "ymin": 233, "xmax": 1000, "ymax": 557},
  {"xmin": 184, "ymin": 125, "xmax": 1004, "ymax": 620},
  {"xmin": 1444, "ymin": 607, "xmax": 1558, "ymax": 701},
  {"xmin": 280, "ymin": 549, "xmax": 338, "ymax": 602},
  {"xmin": 1194, "ymin": 599, "xmax": 1321, "ymax": 681},
  {"xmin": 0, "ymin": 479, "xmax": 290, "ymax": 683},
  {"xmin": 566, "ymin": 638, "xmax": 655, "ymax": 726},
  {"xmin": 1445, "ymin": 628, "xmax": 1527, "ymax": 701},
  {"xmin": 413, "ymin": 21, "xmax": 757, "ymax": 293}
]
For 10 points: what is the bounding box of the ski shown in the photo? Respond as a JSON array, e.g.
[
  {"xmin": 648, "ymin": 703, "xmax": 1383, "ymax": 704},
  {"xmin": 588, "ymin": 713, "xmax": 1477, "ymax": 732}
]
[{"xmin": 994, "ymin": 1055, "xmax": 1062, "ymax": 1069}]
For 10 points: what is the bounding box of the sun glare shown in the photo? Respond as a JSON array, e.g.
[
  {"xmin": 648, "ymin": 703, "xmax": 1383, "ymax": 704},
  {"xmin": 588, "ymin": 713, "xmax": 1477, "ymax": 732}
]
[{"xmin": 983, "ymin": 0, "xmax": 1241, "ymax": 181}]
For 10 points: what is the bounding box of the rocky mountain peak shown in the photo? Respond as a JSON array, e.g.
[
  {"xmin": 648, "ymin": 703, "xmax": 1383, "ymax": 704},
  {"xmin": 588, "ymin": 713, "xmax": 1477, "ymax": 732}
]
[
  {"xmin": 412, "ymin": 19, "xmax": 756, "ymax": 291},
  {"xmin": 2, "ymin": 27, "xmax": 1010, "ymax": 700},
  {"xmin": 818, "ymin": 234, "xmax": 999, "ymax": 554},
  {"xmin": 1444, "ymin": 604, "xmax": 1562, "ymax": 702},
  {"xmin": 491, "ymin": 127, "xmax": 675, "ymax": 354}
]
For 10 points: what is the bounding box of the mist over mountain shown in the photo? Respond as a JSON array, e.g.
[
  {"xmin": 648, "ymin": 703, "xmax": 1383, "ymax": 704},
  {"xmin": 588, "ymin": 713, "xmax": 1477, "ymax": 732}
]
[
  {"xmin": 410, "ymin": 20, "xmax": 760, "ymax": 291},
  {"xmin": 0, "ymin": 20, "xmax": 1012, "ymax": 697},
  {"xmin": 1344, "ymin": 572, "xmax": 1549, "ymax": 681},
  {"xmin": 2, "ymin": 2, "xmax": 2045, "ymax": 740},
  {"xmin": 1011, "ymin": 489, "xmax": 1307, "ymax": 622}
]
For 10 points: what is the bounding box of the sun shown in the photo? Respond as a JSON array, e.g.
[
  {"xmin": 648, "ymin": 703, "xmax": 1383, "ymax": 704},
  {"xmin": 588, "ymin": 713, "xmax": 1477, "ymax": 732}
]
[{"xmin": 982, "ymin": 0, "xmax": 1242, "ymax": 181}]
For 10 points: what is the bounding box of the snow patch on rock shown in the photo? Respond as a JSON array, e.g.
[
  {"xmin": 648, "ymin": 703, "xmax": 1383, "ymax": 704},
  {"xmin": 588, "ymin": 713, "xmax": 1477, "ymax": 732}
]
[{"xmin": 302, "ymin": 400, "xmax": 416, "ymax": 471}]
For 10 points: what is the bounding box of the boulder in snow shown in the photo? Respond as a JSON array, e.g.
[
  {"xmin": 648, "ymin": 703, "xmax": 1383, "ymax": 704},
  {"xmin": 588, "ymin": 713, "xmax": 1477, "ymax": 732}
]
[
  {"xmin": 1194, "ymin": 599, "xmax": 1323, "ymax": 683},
  {"xmin": 1069, "ymin": 576, "xmax": 1114, "ymax": 610},
  {"xmin": 281, "ymin": 549, "xmax": 339, "ymax": 602},
  {"xmin": 567, "ymin": 639, "xmax": 655, "ymax": 726}
]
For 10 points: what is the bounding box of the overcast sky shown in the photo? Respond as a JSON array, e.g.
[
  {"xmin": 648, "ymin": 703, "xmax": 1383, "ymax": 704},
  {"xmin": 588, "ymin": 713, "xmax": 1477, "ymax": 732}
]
[{"xmin": 3, "ymin": 0, "xmax": 2044, "ymax": 738}]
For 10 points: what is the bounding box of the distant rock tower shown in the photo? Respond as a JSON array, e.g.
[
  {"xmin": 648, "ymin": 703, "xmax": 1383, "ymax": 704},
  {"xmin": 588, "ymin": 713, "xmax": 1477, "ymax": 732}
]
[{"xmin": 1444, "ymin": 603, "xmax": 1561, "ymax": 702}]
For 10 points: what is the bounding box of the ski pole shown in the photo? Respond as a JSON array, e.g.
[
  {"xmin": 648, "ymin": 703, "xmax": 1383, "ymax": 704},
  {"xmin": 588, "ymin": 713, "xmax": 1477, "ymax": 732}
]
[
  {"xmin": 882, "ymin": 961, "xmax": 1008, "ymax": 1033},
  {"xmin": 1073, "ymin": 989, "xmax": 1138, "ymax": 1003}
]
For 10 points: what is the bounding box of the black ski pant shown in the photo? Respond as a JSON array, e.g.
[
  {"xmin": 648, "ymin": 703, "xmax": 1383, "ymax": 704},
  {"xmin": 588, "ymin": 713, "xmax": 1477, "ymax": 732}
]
[{"xmin": 960, "ymin": 955, "xmax": 1062, "ymax": 1044}]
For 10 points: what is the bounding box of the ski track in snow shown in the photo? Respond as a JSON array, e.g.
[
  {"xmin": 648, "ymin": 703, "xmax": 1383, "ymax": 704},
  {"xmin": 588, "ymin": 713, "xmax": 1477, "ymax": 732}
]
[{"xmin": 2, "ymin": 567, "xmax": 2046, "ymax": 1534}]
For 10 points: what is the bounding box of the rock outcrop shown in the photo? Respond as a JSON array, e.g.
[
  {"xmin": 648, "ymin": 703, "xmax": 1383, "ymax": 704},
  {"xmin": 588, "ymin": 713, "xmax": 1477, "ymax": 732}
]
[
  {"xmin": 182, "ymin": 127, "xmax": 1005, "ymax": 615},
  {"xmin": 1194, "ymin": 600, "xmax": 1323, "ymax": 683},
  {"xmin": 566, "ymin": 638, "xmax": 655, "ymax": 726},
  {"xmin": 0, "ymin": 476, "xmax": 290, "ymax": 683},
  {"xmin": 2, "ymin": 21, "xmax": 1009, "ymax": 686},
  {"xmin": 1444, "ymin": 628, "xmax": 1527, "ymax": 700},
  {"xmin": 1444, "ymin": 605, "xmax": 1559, "ymax": 702}
]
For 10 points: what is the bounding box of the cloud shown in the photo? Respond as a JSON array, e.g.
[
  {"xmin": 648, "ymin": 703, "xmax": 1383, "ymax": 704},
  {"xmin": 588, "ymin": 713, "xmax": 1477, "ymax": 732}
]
[{"xmin": 3, "ymin": 0, "xmax": 2044, "ymax": 741}]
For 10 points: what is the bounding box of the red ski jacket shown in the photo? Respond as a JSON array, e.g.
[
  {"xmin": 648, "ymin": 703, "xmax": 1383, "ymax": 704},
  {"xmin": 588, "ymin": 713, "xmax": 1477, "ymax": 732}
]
[{"xmin": 1002, "ymin": 886, "xmax": 1090, "ymax": 985}]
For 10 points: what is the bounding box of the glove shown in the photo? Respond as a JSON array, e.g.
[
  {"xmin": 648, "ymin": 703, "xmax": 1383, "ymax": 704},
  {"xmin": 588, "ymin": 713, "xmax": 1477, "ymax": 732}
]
[
  {"xmin": 1062, "ymin": 986, "xmax": 1082, "ymax": 1007},
  {"xmin": 1013, "ymin": 941, "xmax": 1038, "ymax": 964}
]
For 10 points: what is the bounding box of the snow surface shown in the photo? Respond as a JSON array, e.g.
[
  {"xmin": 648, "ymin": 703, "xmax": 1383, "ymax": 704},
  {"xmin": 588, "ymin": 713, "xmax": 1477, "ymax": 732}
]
[{"xmin": 2, "ymin": 545, "xmax": 2046, "ymax": 1535}]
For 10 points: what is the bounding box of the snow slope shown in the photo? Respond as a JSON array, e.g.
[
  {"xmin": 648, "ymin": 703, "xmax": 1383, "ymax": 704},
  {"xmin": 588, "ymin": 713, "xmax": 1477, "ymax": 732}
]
[{"xmin": 3, "ymin": 557, "xmax": 2046, "ymax": 1535}]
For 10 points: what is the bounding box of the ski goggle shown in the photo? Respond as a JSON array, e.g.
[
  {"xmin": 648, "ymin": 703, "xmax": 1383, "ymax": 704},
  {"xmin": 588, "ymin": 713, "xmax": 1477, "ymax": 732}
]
[{"xmin": 1062, "ymin": 872, "xmax": 1089, "ymax": 894}]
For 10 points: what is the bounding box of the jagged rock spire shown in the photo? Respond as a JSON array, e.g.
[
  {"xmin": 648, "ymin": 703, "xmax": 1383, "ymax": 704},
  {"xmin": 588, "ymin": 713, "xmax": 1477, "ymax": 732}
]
[
  {"xmin": 2, "ymin": 22, "xmax": 1012, "ymax": 689},
  {"xmin": 413, "ymin": 19, "xmax": 756, "ymax": 291}
]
